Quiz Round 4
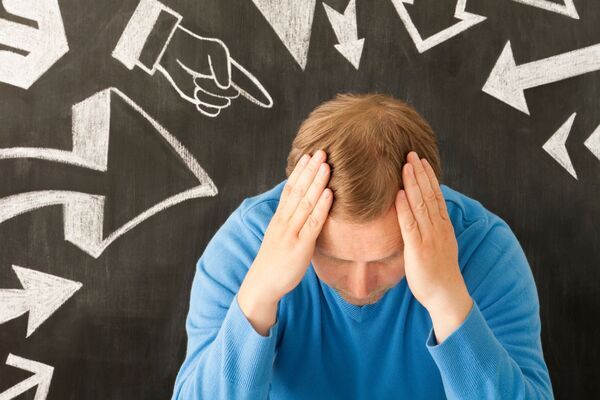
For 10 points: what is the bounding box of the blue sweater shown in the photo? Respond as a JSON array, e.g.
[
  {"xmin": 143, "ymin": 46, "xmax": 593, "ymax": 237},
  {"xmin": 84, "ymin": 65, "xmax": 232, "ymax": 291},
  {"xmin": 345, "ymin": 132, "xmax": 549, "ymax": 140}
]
[{"xmin": 171, "ymin": 179, "xmax": 554, "ymax": 399}]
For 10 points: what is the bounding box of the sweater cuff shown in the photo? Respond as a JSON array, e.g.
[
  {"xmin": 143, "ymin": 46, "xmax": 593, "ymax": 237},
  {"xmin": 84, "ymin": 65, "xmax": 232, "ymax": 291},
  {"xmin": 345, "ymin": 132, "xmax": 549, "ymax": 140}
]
[
  {"xmin": 425, "ymin": 299, "xmax": 501, "ymax": 395},
  {"xmin": 112, "ymin": 0, "xmax": 182, "ymax": 74},
  {"xmin": 219, "ymin": 293, "xmax": 279, "ymax": 390}
]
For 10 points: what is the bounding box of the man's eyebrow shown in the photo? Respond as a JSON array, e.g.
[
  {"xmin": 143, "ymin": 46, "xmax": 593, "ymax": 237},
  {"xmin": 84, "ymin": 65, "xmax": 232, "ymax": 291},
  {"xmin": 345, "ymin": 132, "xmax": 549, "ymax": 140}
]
[{"xmin": 317, "ymin": 249, "xmax": 402, "ymax": 263}]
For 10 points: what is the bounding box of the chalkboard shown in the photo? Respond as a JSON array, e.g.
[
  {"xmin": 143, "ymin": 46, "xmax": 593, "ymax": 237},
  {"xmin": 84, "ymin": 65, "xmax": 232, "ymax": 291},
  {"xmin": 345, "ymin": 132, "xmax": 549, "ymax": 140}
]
[{"xmin": 0, "ymin": 0, "xmax": 598, "ymax": 398}]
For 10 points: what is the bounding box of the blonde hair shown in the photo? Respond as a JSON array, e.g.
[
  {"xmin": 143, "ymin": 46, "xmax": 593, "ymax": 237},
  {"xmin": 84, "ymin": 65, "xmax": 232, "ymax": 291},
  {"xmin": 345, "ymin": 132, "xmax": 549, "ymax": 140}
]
[{"xmin": 285, "ymin": 93, "xmax": 442, "ymax": 223}]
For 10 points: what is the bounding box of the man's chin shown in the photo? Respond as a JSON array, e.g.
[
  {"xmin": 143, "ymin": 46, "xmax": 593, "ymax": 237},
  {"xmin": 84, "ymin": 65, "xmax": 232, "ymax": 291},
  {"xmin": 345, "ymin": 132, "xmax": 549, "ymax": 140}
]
[{"xmin": 340, "ymin": 290, "xmax": 386, "ymax": 306}]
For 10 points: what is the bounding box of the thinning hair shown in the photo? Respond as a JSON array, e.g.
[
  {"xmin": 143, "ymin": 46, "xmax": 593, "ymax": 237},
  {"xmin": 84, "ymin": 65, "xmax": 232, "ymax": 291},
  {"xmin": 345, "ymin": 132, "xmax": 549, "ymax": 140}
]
[{"xmin": 285, "ymin": 93, "xmax": 442, "ymax": 223}]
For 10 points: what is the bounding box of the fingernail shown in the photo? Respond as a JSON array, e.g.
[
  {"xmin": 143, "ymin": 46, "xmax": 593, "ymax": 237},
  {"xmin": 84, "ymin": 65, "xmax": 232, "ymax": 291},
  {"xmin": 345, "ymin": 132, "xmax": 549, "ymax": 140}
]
[
  {"xmin": 406, "ymin": 163, "xmax": 412, "ymax": 174},
  {"xmin": 422, "ymin": 158, "xmax": 429, "ymax": 167},
  {"xmin": 299, "ymin": 154, "xmax": 309, "ymax": 165}
]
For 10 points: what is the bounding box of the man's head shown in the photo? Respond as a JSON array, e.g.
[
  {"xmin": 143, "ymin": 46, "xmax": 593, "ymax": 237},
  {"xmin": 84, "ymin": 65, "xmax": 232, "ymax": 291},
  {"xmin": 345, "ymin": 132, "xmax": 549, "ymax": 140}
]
[{"xmin": 285, "ymin": 93, "xmax": 442, "ymax": 306}]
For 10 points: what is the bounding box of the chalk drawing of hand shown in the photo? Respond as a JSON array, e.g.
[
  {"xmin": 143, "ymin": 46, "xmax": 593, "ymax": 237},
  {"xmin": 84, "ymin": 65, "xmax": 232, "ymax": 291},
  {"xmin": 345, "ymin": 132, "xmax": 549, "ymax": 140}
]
[
  {"xmin": 156, "ymin": 25, "xmax": 273, "ymax": 117},
  {"xmin": 0, "ymin": 0, "xmax": 69, "ymax": 89}
]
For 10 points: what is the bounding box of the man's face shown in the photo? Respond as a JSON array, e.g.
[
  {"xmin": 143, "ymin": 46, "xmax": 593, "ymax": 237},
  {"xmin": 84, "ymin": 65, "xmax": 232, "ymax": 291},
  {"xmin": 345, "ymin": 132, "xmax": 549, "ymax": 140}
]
[{"xmin": 311, "ymin": 205, "xmax": 406, "ymax": 306}]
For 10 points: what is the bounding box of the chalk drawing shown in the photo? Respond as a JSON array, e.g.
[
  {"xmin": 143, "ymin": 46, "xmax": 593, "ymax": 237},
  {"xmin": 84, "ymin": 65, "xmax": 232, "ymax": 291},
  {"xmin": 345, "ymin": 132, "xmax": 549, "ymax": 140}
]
[
  {"xmin": 0, "ymin": 88, "xmax": 218, "ymax": 258},
  {"xmin": 511, "ymin": 0, "xmax": 579, "ymax": 20},
  {"xmin": 483, "ymin": 41, "xmax": 600, "ymax": 115},
  {"xmin": 113, "ymin": 0, "xmax": 273, "ymax": 117},
  {"xmin": 0, "ymin": 0, "xmax": 69, "ymax": 89},
  {"xmin": 390, "ymin": 0, "xmax": 486, "ymax": 53},
  {"xmin": 543, "ymin": 113, "xmax": 600, "ymax": 180},
  {"xmin": 0, "ymin": 265, "xmax": 82, "ymax": 338},
  {"xmin": 0, "ymin": 354, "xmax": 53, "ymax": 400},
  {"xmin": 252, "ymin": 0, "xmax": 316, "ymax": 70},
  {"xmin": 323, "ymin": 0, "xmax": 364, "ymax": 69}
]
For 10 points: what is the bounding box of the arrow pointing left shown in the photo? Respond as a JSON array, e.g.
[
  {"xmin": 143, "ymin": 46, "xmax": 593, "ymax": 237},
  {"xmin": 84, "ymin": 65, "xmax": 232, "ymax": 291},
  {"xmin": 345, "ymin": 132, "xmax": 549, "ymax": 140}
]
[
  {"xmin": 0, "ymin": 265, "xmax": 82, "ymax": 338},
  {"xmin": 0, "ymin": 354, "xmax": 54, "ymax": 400}
]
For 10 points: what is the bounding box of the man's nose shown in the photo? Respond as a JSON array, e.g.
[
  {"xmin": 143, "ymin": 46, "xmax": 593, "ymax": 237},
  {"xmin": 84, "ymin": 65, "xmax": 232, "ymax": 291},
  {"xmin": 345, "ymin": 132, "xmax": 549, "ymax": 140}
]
[{"xmin": 347, "ymin": 264, "xmax": 374, "ymax": 299}]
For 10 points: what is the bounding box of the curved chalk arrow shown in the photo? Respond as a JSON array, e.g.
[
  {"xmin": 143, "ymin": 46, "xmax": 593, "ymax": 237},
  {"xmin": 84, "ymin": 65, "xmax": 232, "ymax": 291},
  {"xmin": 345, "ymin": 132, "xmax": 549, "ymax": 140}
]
[
  {"xmin": 511, "ymin": 0, "xmax": 579, "ymax": 20},
  {"xmin": 0, "ymin": 265, "xmax": 82, "ymax": 338},
  {"xmin": 390, "ymin": 0, "xmax": 486, "ymax": 53},
  {"xmin": 483, "ymin": 41, "xmax": 600, "ymax": 115},
  {"xmin": 0, "ymin": 0, "xmax": 69, "ymax": 89},
  {"xmin": 0, "ymin": 88, "xmax": 218, "ymax": 258},
  {"xmin": 323, "ymin": 0, "xmax": 365, "ymax": 69},
  {"xmin": 0, "ymin": 354, "xmax": 54, "ymax": 400}
]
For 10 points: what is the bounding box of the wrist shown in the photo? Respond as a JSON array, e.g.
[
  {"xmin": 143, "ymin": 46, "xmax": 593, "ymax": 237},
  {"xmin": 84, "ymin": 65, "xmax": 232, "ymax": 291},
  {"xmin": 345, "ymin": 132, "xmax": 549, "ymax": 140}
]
[{"xmin": 427, "ymin": 285, "xmax": 473, "ymax": 344}]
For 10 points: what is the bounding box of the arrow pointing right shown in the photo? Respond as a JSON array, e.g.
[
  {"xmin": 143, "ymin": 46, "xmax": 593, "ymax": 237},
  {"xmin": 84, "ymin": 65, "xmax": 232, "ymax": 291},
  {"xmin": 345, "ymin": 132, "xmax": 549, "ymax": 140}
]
[
  {"xmin": 483, "ymin": 41, "xmax": 600, "ymax": 115},
  {"xmin": 0, "ymin": 354, "xmax": 54, "ymax": 400},
  {"xmin": 0, "ymin": 265, "xmax": 82, "ymax": 337}
]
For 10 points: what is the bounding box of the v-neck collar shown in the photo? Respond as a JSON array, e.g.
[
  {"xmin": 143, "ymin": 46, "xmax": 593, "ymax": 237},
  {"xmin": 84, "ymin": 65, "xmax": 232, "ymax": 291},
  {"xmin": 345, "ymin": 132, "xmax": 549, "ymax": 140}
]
[{"xmin": 309, "ymin": 263, "xmax": 407, "ymax": 323}]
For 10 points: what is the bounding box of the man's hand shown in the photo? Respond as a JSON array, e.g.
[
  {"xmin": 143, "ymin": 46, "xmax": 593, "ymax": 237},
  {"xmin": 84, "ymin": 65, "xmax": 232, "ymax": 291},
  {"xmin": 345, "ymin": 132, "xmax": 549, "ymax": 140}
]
[
  {"xmin": 395, "ymin": 150, "xmax": 473, "ymax": 344},
  {"xmin": 238, "ymin": 150, "xmax": 332, "ymax": 335}
]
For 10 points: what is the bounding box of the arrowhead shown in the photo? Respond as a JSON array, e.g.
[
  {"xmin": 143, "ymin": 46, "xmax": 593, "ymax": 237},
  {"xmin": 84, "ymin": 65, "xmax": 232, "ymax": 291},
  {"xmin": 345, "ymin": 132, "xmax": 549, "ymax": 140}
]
[
  {"xmin": 252, "ymin": 0, "xmax": 317, "ymax": 69},
  {"xmin": 482, "ymin": 41, "xmax": 530, "ymax": 115},
  {"xmin": 3, "ymin": 354, "xmax": 54, "ymax": 400},
  {"xmin": 584, "ymin": 124, "xmax": 600, "ymax": 162},
  {"xmin": 542, "ymin": 113, "xmax": 578, "ymax": 179},
  {"xmin": 12, "ymin": 265, "xmax": 82, "ymax": 338},
  {"xmin": 334, "ymin": 38, "xmax": 365, "ymax": 69}
]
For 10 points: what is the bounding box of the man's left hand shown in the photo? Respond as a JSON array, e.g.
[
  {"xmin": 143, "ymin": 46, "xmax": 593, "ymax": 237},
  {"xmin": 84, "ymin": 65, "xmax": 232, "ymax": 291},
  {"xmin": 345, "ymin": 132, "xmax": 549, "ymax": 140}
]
[{"xmin": 395, "ymin": 151, "xmax": 473, "ymax": 344}]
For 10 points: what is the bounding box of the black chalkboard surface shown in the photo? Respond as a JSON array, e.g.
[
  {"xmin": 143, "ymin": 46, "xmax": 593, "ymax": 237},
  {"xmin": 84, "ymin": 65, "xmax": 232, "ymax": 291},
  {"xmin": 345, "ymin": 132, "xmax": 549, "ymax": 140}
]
[{"xmin": 0, "ymin": 0, "xmax": 598, "ymax": 398}]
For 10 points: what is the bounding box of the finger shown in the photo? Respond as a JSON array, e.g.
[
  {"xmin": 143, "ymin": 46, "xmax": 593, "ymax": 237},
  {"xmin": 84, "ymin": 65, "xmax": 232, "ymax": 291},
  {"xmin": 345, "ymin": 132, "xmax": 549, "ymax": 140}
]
[
  {"xmin": 421, "ymin": 158, "xmax": 450, "ymax": 221},
  {"xmin": 196, "ymin": 102, "xmax": 221, "ymax": 117},
  {"xmin": 395, "ymin": 189, "xmax": 421, "ymax": 246},
  {"xmin": 207, "ymin": 39, "xmax": 232, "ymax": 88},
  {"xmin": 408, "ymin": 151, "xmax": 441, "ymax": 224},
  {"xmin": 156, "ymin": 64, "xmax": 196, "ymax": 104},
  {"xmin": 194, "ymin": 76, "xmax": 240, "ymax": 99},
  {"xmin": 403, "ymin": 159, "xmax": 432, "ymax": 239},
  {"xmin": 279, "ymin": 154, "xmax": 310, "ymax": 208},
  {"xmin": 194, "ymin": 85, "xmax": 231, "ymax": 108},
  {"xmin": 278, "ymin": 149, "xmax": 326, "ymax": 223},
  {"xmin": 288, "ymin": 161, "xmax": 330, "ymax": 235},
  {"xmin": 298, "ymin": 188, "xmax": 333, "ymax": 242}
]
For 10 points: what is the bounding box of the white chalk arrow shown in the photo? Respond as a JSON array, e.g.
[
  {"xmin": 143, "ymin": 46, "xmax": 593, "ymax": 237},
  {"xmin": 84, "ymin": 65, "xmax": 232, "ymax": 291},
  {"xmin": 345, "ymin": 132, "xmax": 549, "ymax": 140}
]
[
  {"xmin": 511, "ymin": 0, "xmax": 579, "ymax": 20},
  {"xmin": 390, "ymin": 0, "xmax": 486, "ymax": 53},
  {"xmin": 0, "ymin": 354, "xmax": 54, "ymax": 400},
  {"xmin": 323, "ymin": 0, "xmax": 365, "ymax": 69},
  {"xmin": 542, "ymin": 113, "xmax": 577, "ymax": 179},
  {"xmin": 584, "ymin": 124, "xmax": 600, "ymax": 162},
  {"xmin": 0, "ymin": 265, "xmax": 82, "ymax": 337},
  {"xmin": 0, "ymin": 0, "xmax": 69, "ymax": 89},
  {"xmin": 483, "ymin": 41, "xmax": 600, "ymax": 115},
  {"xmin": 252, "ymin": 0, "xmax": 316, "ymax": 70},
  {"xmin": 0, "ymin": 88, "xmax": 218, "ymax": 258}
]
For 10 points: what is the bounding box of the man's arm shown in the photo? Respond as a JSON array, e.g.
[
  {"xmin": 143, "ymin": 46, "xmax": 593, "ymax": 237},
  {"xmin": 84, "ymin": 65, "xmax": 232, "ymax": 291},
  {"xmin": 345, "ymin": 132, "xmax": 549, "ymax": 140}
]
[
  {"xmin": 425, "ymin": 222, "xmax": 554, "ymax": 399},
  {"xmin": 170, "ymin": 200, "xmax": 281, "ymax": 400}
]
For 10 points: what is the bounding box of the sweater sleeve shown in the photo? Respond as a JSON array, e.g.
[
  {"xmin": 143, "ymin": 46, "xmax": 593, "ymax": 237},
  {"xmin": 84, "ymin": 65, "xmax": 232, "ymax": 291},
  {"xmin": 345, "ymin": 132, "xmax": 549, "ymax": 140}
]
[
  {"xmin": 112, "ymin": 0, "xmax": 182, "ymax": 74},
  {"xmin": 171, "ymin": 200, "xmax": 280, "ymax": 400},
  {"xmin": 425, "ymin": 221, "xmax": 554, "ymax": 399}
]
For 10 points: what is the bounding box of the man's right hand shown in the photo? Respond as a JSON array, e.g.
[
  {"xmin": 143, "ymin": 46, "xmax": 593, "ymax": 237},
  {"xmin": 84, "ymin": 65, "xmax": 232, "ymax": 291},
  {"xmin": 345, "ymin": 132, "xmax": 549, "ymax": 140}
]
[{"xmin": 237, "ymin": 150, "xmax": 332, "ymax": 335}]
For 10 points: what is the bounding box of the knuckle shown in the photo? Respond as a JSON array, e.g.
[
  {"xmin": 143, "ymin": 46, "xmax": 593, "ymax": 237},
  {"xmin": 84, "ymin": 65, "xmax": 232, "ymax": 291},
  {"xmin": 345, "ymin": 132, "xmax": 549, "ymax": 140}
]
[
  {"xmin": 423, "ymin": 190, "xmax": 436, "ymax": 202},
  {"xmin": 406, "ymin": 219, "xmax": 419, "ymax": 231},
  {"xmin": 299, "ymin": 197, "xmax": 313, "ymax": 211},
  {"xmin": 415, "ymin": 200, "xmax": 427, "ymax": 212},
  {"xmin": 283, "ymin": 183, "xmax": 294, "ymax": 196},
  {"xmin": 307, "ymin": 214, "xmax": 320, "ymax": 229}
]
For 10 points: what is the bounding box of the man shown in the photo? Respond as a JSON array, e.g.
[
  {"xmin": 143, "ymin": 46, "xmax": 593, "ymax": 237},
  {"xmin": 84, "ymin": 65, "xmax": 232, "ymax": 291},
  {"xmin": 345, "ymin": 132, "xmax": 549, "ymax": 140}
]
[{"xmin": 171, "ymin": 93, "xmax": 554, "ymax": 399}]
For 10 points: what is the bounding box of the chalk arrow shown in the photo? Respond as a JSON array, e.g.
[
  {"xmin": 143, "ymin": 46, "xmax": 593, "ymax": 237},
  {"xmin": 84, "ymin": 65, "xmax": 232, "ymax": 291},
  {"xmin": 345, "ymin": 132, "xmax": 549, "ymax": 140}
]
[
  {"xmin": 390, "ymin": 0, "xmax": 486, "ymax": 53},
  {"xmin": 0, "ymin": 88, "xmax": 218, "ymax": 258},
  {"xmin": 323, "ymin": 0, "xmax": 365, "ymax": 69},
  {"xmin": 584, "ymin": 124, "xmax": 600, "ymax": 162},
  {"xmin": 252, "ymin": 0, "xmax": 316, "ymax": 70},
  {"xmin": 0, "ymin": 354, "xmax": 54, "ymax": 400},
  {"xmin": 0, "ymin": 0, "xmax": 69, "ymax": 89},
  {"xmin": 0, "ymin": 265, "xmax": 82, "ymax": 338},
  {"xmin": 542, "ymin": 113, "xmax": 577, "ymax": 179},
  {"xmin": 511, "ymin": 0, "xmax": 579, "ymax": 20},
  {"xmin": 483, "ymin": 41, "xmax": 600, "ymax": 115}
]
